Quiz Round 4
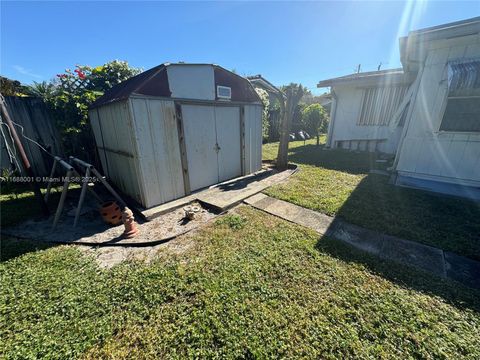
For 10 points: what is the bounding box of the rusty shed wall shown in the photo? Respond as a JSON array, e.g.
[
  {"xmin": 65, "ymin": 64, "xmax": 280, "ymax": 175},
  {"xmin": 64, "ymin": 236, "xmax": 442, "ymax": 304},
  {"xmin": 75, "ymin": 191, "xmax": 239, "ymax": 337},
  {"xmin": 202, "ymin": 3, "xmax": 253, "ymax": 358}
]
[
  {"xmin": 129, "ymin": 97, "xmax": 185, "ymax": 208},
  {"xmin": 89, "ymin": 101, "xmax": 144, "ymax": 204}
]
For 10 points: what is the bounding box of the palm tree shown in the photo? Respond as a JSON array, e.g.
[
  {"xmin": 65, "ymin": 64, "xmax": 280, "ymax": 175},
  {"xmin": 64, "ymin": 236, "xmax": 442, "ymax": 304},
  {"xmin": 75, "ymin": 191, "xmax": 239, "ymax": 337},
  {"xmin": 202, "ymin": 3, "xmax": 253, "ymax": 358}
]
[{"xmin": 24, "ymin": 81, "xmax": 58, "ymax": 101}]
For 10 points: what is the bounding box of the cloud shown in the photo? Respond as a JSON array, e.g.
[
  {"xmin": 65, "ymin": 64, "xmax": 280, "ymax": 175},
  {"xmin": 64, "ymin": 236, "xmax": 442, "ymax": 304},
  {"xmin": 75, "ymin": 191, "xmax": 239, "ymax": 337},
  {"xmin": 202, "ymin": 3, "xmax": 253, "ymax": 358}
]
[{"xmin": 13, "ymin": 65, "xmax": 42, "ymax": 79}]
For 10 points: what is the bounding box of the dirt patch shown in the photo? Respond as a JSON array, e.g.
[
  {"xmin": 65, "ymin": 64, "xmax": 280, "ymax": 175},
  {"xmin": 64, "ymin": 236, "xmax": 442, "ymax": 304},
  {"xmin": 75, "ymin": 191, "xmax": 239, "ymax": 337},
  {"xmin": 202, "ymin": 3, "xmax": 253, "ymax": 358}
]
[{"xmin": 2, "ymin": 201, "xmax": 217, "ymax": 246}]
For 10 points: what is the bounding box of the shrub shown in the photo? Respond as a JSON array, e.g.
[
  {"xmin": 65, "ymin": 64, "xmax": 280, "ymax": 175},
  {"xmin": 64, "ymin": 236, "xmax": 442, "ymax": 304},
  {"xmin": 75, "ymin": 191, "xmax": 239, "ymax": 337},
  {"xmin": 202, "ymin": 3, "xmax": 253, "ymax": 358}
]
[
  {"xmin": 301, "ymin": 103, "xmax": 328, "ymax": 145},
  {"xmin": 26, "ymin": 60, "xmax": 142, "ymax": 162}
]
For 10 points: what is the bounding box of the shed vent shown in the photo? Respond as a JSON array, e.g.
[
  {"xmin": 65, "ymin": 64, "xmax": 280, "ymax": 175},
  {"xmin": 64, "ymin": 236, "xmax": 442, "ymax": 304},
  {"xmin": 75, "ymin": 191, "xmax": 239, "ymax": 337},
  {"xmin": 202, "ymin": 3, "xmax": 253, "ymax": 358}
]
[{"xmin": 217, "ymin": 86, "xmax": 232, "ymax": 99}]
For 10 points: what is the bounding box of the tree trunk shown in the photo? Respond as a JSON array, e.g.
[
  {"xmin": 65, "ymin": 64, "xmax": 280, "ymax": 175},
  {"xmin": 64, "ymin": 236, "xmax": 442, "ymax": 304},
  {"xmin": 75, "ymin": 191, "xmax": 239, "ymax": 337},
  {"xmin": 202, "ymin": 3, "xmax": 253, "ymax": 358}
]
[
  {"xmin": 276, "ymin": 85, "xmax": 304, "ymax": 171},
  {"xmin": 276, "ymin": 101, "xmax": 289, "ymax": 170},
  {"xmin": 316, "ymin": 135, "xmax": 319, "ymax": 146}
]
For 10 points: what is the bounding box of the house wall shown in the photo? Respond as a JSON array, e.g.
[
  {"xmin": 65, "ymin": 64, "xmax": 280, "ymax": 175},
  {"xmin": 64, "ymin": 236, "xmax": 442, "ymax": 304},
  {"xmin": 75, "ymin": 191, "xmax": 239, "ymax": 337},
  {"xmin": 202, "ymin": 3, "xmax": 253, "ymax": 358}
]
[
  {"xmin": 328, "ymin": 84, "xmax": 404, "ymax": 154},
  {"xmin": 395, "ymin": 34, "xmax": 480, "ymax": 188}
]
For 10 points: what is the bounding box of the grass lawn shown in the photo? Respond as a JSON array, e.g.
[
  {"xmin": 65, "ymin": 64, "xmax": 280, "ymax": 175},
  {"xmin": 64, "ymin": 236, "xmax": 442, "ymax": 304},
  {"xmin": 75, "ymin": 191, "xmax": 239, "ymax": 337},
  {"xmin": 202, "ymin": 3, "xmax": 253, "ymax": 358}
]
[
  {"xmin": 1, "ymin": 206, "xmax": 480, "ymax": 359},
  {"xmin": 263, "ymin": 139, "xmax": 480, "ymax": 261},
  {"xmin": 1, "ymin": 184, "xmax": 81, "ymax": 227}
]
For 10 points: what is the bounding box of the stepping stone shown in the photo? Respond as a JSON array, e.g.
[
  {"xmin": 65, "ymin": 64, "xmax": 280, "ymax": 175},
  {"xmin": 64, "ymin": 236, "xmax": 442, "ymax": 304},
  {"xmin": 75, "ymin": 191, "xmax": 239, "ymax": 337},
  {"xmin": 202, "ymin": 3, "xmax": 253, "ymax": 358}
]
[
  {"xmin": 291, "ymin": 208, "xmax": 334, "ymax": 235},
  {"xmin": 444, "ymin": 251, "xmax": 480, "ymax": 289},
  {"xmin": 263, "ymin": 200, "xmax": 304, "ymax": 223},
  {"xmin": 244, "ymin": 193, "xmax": 277, "ymax": 210},
  {"xmin": 380, "ymin": 235, "xmax": 445, "ymax": 277},
  {"xmin": 327, "ymin": 220, "xmax": 384, "ymax": 255}
]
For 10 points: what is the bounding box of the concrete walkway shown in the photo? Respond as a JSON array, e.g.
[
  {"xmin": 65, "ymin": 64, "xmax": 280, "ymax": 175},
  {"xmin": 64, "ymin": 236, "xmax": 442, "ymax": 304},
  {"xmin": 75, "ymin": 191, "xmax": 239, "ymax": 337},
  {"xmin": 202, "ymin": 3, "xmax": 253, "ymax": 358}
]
[
  {"xmin": 143, "ymin": 166, "xmax": 296, "ymax": 219},
  {"xmin": 245, "ymin": 193, "xmax": 480, "ymax": 289}
]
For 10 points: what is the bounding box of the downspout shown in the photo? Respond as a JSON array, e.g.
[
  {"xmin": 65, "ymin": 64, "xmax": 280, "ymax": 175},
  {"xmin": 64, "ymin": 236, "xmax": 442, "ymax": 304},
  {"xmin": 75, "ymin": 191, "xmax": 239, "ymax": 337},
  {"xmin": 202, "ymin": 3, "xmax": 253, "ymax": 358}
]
[
  {"xmin": 326, "ymin": 87, "xmax": 338, "ymax": 148},
  {"xmin": 391, "ymin": 61, "xmax": 425, "ymax": 171}
]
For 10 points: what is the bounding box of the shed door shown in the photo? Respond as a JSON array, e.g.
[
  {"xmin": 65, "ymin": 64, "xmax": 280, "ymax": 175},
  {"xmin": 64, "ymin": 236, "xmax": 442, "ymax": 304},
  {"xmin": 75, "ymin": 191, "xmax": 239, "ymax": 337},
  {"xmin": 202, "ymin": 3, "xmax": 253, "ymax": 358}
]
[
  {"xmin": 182, "ymin": 104, "xmax": 242, "ymax": 191},
  {"xmin": 215, "ymin": 106, "xmax": 241, "ymax": 182},
  {"xmin": 182, "ymin": 105, "xmax": 219, "ymax": 191}
]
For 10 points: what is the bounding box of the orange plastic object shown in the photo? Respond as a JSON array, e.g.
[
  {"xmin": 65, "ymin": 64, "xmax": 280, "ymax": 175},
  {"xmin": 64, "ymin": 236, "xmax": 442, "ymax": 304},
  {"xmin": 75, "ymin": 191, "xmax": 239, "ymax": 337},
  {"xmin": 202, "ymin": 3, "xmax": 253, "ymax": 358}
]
[
  {"xmin": 100, "ymin": 201, "xmax": 122, "ymax": 225},
  {"xmin": 122, "ymin": 207, "xmax": 139, "ymax": 238}
]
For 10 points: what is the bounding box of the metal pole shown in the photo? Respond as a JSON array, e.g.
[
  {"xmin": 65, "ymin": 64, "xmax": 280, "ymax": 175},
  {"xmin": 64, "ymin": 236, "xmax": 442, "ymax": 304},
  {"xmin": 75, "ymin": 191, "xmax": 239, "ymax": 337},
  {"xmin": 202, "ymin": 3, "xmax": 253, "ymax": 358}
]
[
  {"xmin": 52, "ymin": 169, "xmax": 72, "ymax": 230},
  {"xmin": 73, "ymin": 167, "xmax": 90, "ymax": 227},
  {"xmin": 0, "ymin": 94, "xmax": 49, "ymax": 216},
  {"xmin": 91, "ymin": 167, "xmax": 127, "ymax": 208},
  {"xmin": 44, "ymin": 157, "xmax": 58, "ymax": 202},
  {"xmin": 70, "ymin": 156, "xmax": 124, "ymax": 207}
]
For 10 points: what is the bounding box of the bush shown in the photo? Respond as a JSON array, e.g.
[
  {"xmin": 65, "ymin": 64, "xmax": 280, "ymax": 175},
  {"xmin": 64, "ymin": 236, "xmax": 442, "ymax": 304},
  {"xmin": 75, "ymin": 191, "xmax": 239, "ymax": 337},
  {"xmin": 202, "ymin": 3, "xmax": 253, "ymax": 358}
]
[
  {"xmin": 301, "ymin": 103, "xmax": 328, "ymax": 145},
  {"xmin": 26, "ymin": 60, "xmax": 142, "ymax": 162},
  {"xmin": 255, "ymin": 88, "xmax": 270, "ymax": 142}
]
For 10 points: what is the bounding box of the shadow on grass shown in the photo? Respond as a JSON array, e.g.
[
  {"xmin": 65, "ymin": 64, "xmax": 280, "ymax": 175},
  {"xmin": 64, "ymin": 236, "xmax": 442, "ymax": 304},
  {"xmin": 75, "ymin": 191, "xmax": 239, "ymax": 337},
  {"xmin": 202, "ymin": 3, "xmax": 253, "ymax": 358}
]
[
  {"xmin": 315, "ymin": 234, "xmax": 480, "ymax": 313},
  {"xmin": 285, "ymin": 143, "xmax": 480, "ymax": 259},
  {"xmin": 333, "ymin": 174, "xmax": 480, "ymax": 261},
  {"xmin": 1, "ymin": 237, "xmax": 58, "ymax": 262},
  {"xmin": 288, "ymin": 144, "xmax": 390, "ymax": 174}
]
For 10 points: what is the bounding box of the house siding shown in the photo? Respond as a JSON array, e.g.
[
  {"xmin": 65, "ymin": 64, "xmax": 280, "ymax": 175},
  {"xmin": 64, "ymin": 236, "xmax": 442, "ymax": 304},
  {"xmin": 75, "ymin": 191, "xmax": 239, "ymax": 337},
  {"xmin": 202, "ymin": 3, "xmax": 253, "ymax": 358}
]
[{"xmin": 395, "ymin": 34, "xmax": 480, "ymax": 186}]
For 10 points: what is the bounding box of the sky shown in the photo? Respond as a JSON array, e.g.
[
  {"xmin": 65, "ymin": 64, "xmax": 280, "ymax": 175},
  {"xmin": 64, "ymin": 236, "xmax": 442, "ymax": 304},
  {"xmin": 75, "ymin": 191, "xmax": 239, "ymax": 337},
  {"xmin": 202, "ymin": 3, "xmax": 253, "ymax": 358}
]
[{"xmin": 1, "ymin": 1, "xmax": 479, "ymax": 94}]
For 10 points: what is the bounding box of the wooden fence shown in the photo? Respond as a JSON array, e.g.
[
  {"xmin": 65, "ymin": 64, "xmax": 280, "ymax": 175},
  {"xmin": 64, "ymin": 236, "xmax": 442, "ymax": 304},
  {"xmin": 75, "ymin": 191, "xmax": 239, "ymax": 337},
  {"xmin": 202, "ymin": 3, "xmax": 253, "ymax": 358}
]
[{"xmin": 1, "ymin": 96, "xmax": 63, "ymax": 177}]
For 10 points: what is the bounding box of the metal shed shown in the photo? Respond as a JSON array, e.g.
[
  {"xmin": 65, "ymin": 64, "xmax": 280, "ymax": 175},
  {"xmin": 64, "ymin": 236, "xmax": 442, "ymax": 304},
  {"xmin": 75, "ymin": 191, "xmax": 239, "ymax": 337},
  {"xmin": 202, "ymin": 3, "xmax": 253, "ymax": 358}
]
[{"xmin": 88, "ymin": 63, "xmax": 263, "ymax": 209}]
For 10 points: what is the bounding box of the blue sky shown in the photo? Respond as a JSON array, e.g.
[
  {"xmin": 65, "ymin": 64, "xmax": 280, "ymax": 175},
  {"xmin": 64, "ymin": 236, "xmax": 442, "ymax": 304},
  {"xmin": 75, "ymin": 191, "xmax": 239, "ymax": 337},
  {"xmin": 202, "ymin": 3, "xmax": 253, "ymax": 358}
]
[{"xmin": 1, "ymin": 1, "xmax": 479, "ymax": 94}]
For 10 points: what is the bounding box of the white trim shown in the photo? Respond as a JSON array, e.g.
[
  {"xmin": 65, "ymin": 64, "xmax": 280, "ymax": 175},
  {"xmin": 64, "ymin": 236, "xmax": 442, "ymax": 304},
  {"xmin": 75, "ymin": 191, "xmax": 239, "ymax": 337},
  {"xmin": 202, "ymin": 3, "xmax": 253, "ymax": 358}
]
[{"xmin": 397, "ymin": 170, "xmax": 480, "ymax": 187}]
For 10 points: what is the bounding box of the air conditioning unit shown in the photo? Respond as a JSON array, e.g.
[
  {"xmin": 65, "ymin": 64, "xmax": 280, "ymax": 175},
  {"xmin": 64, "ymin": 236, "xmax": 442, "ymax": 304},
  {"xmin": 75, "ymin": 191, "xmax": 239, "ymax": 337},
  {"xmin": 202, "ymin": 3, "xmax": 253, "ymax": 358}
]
[{"xmin": 217, "ymin": 85, "xmax": 232, "ymax": 100}]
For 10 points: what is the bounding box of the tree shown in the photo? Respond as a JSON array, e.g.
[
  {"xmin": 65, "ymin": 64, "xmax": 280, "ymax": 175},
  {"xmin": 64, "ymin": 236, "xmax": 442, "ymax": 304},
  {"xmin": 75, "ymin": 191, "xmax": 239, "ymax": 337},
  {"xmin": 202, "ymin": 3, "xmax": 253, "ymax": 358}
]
[
  {"xmin": 24, "ymin": 81, "xmax": 57, "ymax": 102},
  {"xmin": 27, "ymin": 60, "xmax": 142, "ymax": 160},
  {"xmin": 255, "ymin": 87, "xmax": 270, "ymax": 142},
  {"xmin": 276, "ymin": 83, "xmax": 306, "ymax": 170},
  {"xmin": 0, "ymin": 76, "xmax": 28, "ymax": 96},
  {"xmin": 301, "ymin": 103, "xmax": 328, "ymax": 145}
]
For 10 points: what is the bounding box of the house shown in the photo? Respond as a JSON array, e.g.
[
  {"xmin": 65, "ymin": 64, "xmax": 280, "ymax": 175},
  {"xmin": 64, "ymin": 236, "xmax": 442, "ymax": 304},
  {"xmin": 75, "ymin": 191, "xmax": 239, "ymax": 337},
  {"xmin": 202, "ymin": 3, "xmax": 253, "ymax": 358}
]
[
  {"xmin": 318, "ymin": 17, "xmax": 480, "ymax": 199},
  {"xmin": 317, "ymin": 68, "xmax": 414, "ymax": 154},
  {"xmin": 89, "ymin": 63, "xmax": 263, "ymax": 209}
]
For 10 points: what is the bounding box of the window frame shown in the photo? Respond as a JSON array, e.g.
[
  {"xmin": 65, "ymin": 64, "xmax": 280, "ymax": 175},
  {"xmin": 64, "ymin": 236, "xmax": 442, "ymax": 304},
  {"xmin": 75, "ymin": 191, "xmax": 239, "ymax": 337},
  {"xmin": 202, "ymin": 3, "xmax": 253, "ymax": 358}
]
[{"xmin": 437, "ymin": 59, "xmax": 480, "ymax": 134}]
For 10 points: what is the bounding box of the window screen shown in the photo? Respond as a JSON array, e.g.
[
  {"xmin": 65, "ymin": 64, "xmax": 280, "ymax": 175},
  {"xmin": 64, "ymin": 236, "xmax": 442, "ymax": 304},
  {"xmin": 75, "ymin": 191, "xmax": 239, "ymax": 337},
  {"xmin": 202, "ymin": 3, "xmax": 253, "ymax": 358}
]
[{"xmin": 440, "ymin": 59, "xmax": 480, "ymax": 132}]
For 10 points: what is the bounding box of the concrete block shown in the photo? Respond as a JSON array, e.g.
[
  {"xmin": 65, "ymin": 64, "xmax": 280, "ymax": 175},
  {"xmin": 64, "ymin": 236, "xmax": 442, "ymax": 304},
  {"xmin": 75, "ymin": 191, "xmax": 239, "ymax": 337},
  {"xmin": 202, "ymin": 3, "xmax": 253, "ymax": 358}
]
[
  {"xmin": 444, "ymin": 251, "xmax": 480, "ymax": 289},
  {"xmin": 327, "ymin": 220, "xmax": 384, "ymax": 255},
  {"xmin": 381, "ymin": 235, "xmax": 445, "ymax": 277}
]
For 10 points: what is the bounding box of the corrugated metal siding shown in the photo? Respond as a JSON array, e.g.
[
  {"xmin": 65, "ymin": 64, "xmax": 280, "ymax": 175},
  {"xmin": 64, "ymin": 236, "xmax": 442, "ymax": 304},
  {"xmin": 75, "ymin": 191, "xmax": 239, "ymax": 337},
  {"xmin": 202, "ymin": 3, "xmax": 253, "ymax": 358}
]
[
  {"xmin": 130, "ymin": 98, "xmax": 185, "ymax": 208},
  {"xmin": 358, "ymin": 86, "xmax": 408, "ymax": 126},
  {"xmin": 243, "ymin": 104, "xmax": 262, "ymax": 174},
  {"xmin": 89, "ymin": 101, "xmax": 144, "ymax": 203}
]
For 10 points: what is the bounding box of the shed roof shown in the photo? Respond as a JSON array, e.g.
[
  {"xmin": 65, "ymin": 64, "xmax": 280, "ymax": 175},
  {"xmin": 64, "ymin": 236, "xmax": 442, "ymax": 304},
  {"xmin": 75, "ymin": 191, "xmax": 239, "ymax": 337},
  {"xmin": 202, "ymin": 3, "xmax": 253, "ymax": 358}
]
[
  {"xmin": 317, "ymin": 68, "xmax": 407, "ymax": 88},
  {"xmin": 90, "ymin": 63, "xmax": 261, "ymax": 109}
]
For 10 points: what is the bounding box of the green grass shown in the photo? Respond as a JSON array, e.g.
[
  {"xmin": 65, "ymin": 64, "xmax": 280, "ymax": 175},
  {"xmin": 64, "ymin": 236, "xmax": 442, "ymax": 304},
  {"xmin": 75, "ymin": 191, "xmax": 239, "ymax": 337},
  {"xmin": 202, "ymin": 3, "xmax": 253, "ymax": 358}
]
[
  {"xmin": 1, "ymin": 207, "xmax": 479, "ymax": 359},
  {"xmin": 263, "ymin": 141, "xmax": 480, "ymax": 260},
  {"xmin": 1, "ymin": 184, "xmax": 80, "ymax": 227}
]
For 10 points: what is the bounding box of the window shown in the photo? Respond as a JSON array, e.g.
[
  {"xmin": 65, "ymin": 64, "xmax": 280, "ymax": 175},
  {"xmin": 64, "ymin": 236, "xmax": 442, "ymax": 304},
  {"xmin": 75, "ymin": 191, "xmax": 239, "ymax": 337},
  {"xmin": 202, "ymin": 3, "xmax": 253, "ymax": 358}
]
[
  {"xmin": 217, "ymin": 86, "xmax": 232, "ymax": 100},
  {"xmin": 358, "ymin": 85, "xmax": 408, "ymax": 126},
  {"xmin": 440, "ymin": 59, "xmax": 480, "ymax": 132}
]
